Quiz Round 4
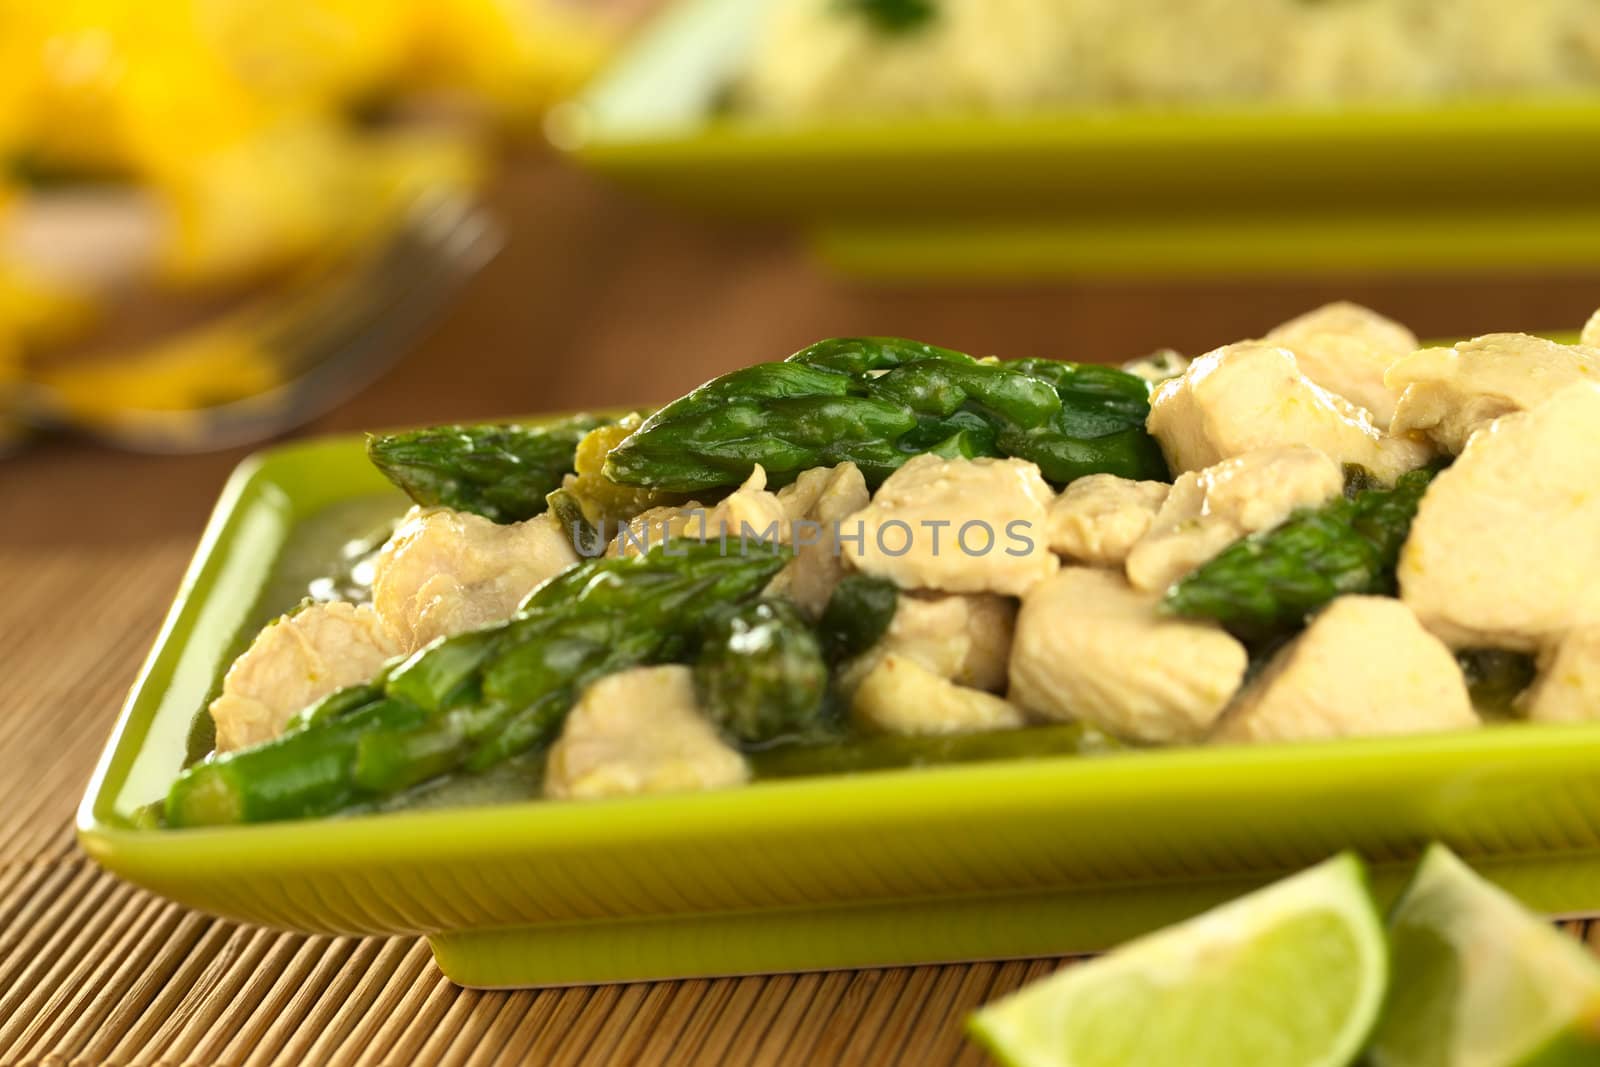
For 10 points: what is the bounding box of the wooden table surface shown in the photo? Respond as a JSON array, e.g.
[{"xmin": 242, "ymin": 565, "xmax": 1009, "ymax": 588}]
[{"xmin": 4, "ymin": 151, "xmax": 1600, "ymax": 1066}]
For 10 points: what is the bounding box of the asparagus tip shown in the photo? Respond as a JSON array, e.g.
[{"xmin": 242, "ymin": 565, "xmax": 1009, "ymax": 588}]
[{"xmin": 166, "ymin": 766, "xmax": 243, "ymax": 828}]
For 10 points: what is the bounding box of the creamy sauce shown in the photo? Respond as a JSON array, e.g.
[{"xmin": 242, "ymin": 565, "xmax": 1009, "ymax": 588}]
[{"xmin": 184, "ymin": 495, "xmax": 405, "ymax": 765}]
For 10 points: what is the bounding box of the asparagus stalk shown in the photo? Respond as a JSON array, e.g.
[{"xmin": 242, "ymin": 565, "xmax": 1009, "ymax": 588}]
[
  {"xmin": 602, "ymin": 337, "xmax": 1168, "ymax": 493},
  {"xmin": 367, "ymin": 415, "xmax": 607, "ymax": 523},
  {"xmin": 1164, "ymin": 466, "xmax": 1439, "ymax": 642},
  {"xmin": 165, "ymin": 543, "xmax": 788, "ymax": 826},
  {"xmin": 748, "ymin": 723, "xmax": 1119, "ymax": 780},
  {"xmin": 693, "ymin": 599, "xmax": 832, "ymax": 748},
  {"xmin": 817, "ymin": 574, "xmax": 898, "ymax": 663}
]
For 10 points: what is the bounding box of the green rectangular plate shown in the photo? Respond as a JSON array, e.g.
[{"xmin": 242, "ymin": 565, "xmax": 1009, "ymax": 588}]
[
  {"xmin": 79, "ymin": 428, "xmax": 1600, "ymax": 988},
  {"xmin": 557, "ymin": 0, "xmax": 1600, "ymax": 279}
]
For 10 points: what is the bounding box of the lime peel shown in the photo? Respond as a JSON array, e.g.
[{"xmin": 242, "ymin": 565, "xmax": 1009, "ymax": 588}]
[
  {"xmin": 968, "ymin": 852, "xmax": 1387, "ymax": 1067},
  {"xmin": 1370, "ymin": 844, "xmax": 1600, "ymax": 1067}
]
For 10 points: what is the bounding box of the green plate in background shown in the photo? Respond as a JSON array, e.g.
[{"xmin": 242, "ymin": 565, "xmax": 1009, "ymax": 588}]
[
  {"xmin": 555, "ymin": 0, "xmax": 1600, "ymax": 279},
  {"xmin": 77, "ymin": 422, "xmax": 1600, "ymax": 988}
]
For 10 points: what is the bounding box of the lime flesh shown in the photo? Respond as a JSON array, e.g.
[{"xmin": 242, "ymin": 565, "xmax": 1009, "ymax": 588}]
[
  {"xmin": 969, "ymin": 853, "xmax": 1388, "ymax": 1067},
  {"xmin": 1369, "ymin": 844, "xmax": 1600, "ymax": 1067}
]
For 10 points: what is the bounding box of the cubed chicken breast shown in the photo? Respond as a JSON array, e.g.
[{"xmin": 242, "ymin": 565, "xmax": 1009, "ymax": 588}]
[
  {"xmin": 1008, "ymin": 568, "xmax": 1248, "ymax": 744},
  {"xmin": 613, "ymin": 464, "xmax": 863, "ymax": 566},
  {"xmin": 1046, "ymin": 474, "xmax": 1170, "ymax": 567},
  {"xmin": 1147, "ymin": 342, "xmax": 1432, "ymax": 483},
  {"xmin": 610, "ymin": 465, "xmax": 785, "ymax": 557},
  {"xmin": 1265, "ymin": 302, "xmax": 1419, "ymax": 427},
  {"xmin": 1213, "ymin": 597, "xmax": 1477, "ymax": 743},
  {"xmin": 607, "ymin": 501, "xmax": 705, "ymax": 558},
  {"xmin": 842, "ymin": 454, "xmax": 1059, "ymax": 596},
  {"xmin": 856, "ymin": 592, "xmax": 1017, "ymax": 692},
  {"xmin": 208, "ymin": 602, "xmax": 401, "ymax": 752},
  {"xmin": 852, "ymin": 653, "xmax": 1028, "ymax": 736},
  {"xmin": 372, "ymin": 506, "xmax": 579, "ymax": 650},
  {"xmin": 775, "ymin": 461, "xmax": 868, "ymax": 524},
  {"xmin": 766, "ymin": 462, "xmax": 871, "ymax": 618},
  {"xmin": 1584, "ymin": 308, "xmax": 1600, "ymax": 349},
  {"xmin": 1400, "ymin": 382, "xmax": 1600, "ymax": 651},
  {"xmin": 1519, "ymin": 626, "xmax": 1600, "ymax": 724},
  {"xmin": 544, "ymin": 666, "xmax": 749, "ymax": 800},
  {"xmin": 1125, "ymin": 445, "xmax": 1343, "ymax": 593},
  {"xmin": 1387, "ymin": 334, "xmax": 1600, "ymax": 454},
  {"xmin": 703, "ymin": 464, "xmax": 791, "ymax": 544}
]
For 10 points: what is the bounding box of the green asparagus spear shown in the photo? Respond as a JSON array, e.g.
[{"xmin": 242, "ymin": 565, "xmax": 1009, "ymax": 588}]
[
  {"xmin": 544, "ymin": 487, "xmax": 606, "ymax": 559},
  {"xmin": 602, "ymin": 338, "xmax": 1167, "ymax": 493},
  {"xmin": 165, "ymin": 543, "xmax": 787, "ymax": 827},
  {"xmin": 998, "ymin": 359, "xmax": 1171, "ymax": 484},
  {"xmin": 786, "ymin": 336, "xmax": 972, "ymax": 375},
  {"xmin": 605, "ymin": 388, "xmax": 921, "ymax": 491},
  {"xmin": 1164, "ymin": 466, "xmax": 1439, "ymax": 642},
  {"xmin": 367, "ymin": 415, "xmax": 607, "ymax": 523},
  {"xmin": 693, "ymin": 599, "xmax": 832, "ymax": 748},
  {"xmin": 1007, "ymin": 359, "xmax": 1158, "ymax": 436},
  {"xmin": 748, "ymin": 722, "xmax": 1119, "ymax": 780},
  {"xmin": 817, "ymin": 574, "xmax": 899, "ymax": 663},
  {"xmin": 283, "ymin": 677, "xmax": 388, "ymax": 733},
  {"xmin": 166, "ymin": 697, "xmax": 431, "ymax": 825}
]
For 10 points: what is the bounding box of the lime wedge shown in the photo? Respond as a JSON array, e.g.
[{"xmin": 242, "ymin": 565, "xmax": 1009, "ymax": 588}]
[
  {"xmin": 968, "ymin": 853, "xmax": 1387, "ymax": 1067},
  {"xmin": 1369, "ymin": 845, "xmax": 1600, "ymax": 1067}
]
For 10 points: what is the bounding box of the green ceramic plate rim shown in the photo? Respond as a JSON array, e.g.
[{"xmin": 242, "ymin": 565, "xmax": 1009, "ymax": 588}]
[{"xmin": 568, "ymin": 97, "xmax": 1600, "ymax": 160}]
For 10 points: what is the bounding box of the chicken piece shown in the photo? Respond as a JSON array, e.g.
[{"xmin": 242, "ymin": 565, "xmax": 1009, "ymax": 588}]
[
  {"xmin": 208, "ymin": 602, "xmax": 401, "ymax": 752},
  {"xmin": 1519, "ymin": 627, "xmax": 1600, "ymax": 724},
  {"xmin": 1584, "ymin": 308, "xmax": 1600, "ymax": 349},
  {"xmin": 1046, "ymin": 474, "xmax": 1170, "ymax": 567},
  {"xmin": 1213, "ymin": 597, "xmax": 1477, "ymax": 744},
  {"xmin": 842, "ymin": 455, "xmax": 1059, "ymax": 597},
  {"xmin": 1008, "ymin": 568, "xmax": 1248, "ymax": 744},
  {"xmin": 1400, "ymin": 383, "xmax": 1600, "ymax": 651},
  {"xmin": 775, "ymin": 462, "xmax": 866, "ymax": 523},
  {"xmin": 607, "ymin": 501, "xmax": 708, "ymax": 558},
  {"xmin": 1387, "ymin": 334, "xmax": 1600, "ymax": 455},
  {"xmin": 766, "ymin": 462, "xmax": 871, "ymax": 618},
  {"xmin": 1125, "ymin": 445, "xmax": 1343, "ymax": 593},
  {"xmin": 705, "ymin": 464, "xmax": 790, "ymax": 543},
  {"xmin": 864, "ymin": 592, "xmax": 1017, "ymax": 692},
  {"xmin": 610, "ymin": 465, "xmax": 795, "ymax": 558},
  {"xmin": 372, "ymin": 505, "xmax": 578, "ymax": 650},
  {"xmin": 1147, "ymin": 342, "xmax": 1432, "ymax": 484},
  {"xmin": 544, "ymin": 666, "xmax": 749, "ymax": 800},
  {"xmin": 1265, "ymin": 302, "xmax": 1418, "ymax": 427},
  {"xmin": 851, "ymin": 653, "xmax": 1028, "ymax": 737}
]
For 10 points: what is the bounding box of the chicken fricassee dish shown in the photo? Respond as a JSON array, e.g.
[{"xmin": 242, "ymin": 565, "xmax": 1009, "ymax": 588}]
[{"xmin": 161, "ymin": 303, "xmax": 1600, "ymax": 827}]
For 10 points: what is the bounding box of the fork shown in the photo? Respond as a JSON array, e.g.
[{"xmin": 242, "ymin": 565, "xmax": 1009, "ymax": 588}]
[{"xmin": 9, "ymin": 191, "xmax": 502, "ymax": 453}]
